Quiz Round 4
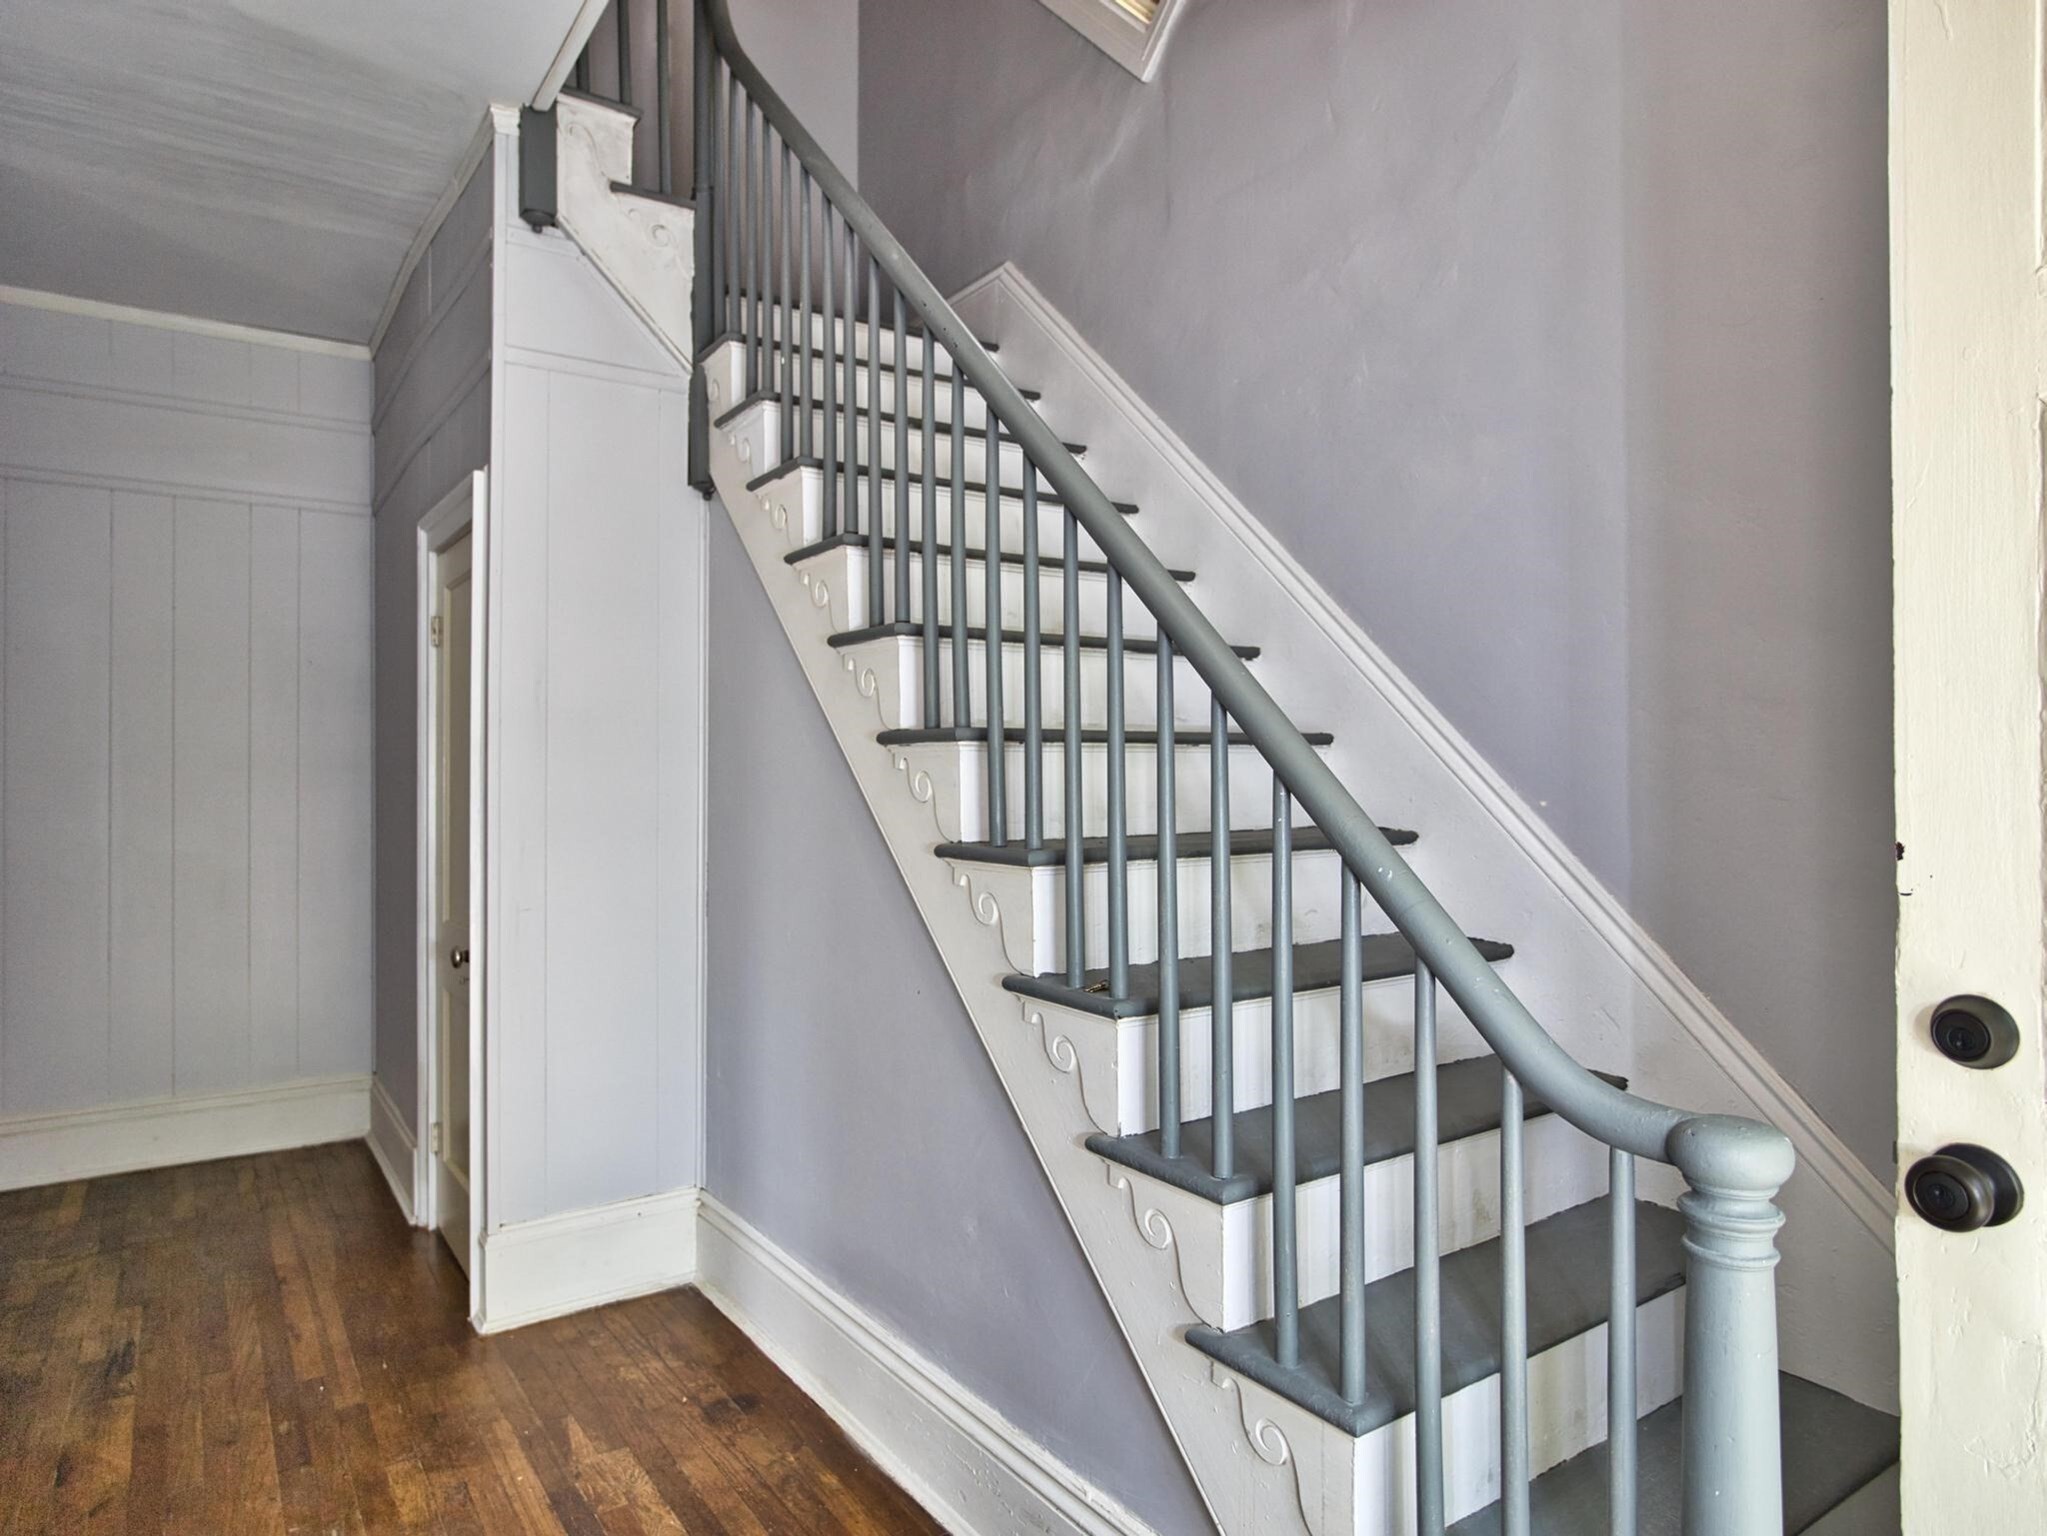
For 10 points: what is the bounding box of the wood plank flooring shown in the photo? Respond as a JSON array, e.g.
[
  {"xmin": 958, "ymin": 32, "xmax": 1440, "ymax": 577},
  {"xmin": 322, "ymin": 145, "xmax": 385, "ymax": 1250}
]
[{"xmin": 0, "ymin": 1141, "xmax": 947, "ymax": 1535}]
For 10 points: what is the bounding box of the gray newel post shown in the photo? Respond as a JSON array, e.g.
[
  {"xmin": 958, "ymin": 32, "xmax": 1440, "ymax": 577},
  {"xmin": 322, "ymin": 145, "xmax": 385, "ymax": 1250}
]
[{"xmin": 1667, "ymin": 1114, "xmax": 1795, "ymax": 1535}]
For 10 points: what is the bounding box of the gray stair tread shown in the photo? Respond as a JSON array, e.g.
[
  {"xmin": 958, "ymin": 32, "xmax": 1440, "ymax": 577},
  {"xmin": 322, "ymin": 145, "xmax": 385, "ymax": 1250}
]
[
  {"xmin": 713, "ymin": 377, "xmax": 1044, "ymax": 429},
  {"xmin": 608, "ymin": 180, "xmax": 694, "ymax": 210},
  {"xmin": 879, "ymin": 723, "xmax": 1332, "ymax": 749},
  {"xmin": 784, "ymin": 531, "xmax": 1176, "ymax": 579},
  {"xmin": 1003, "ymin": 931, "xmax": 1510, "ymax": 1020},
  {"xmin": 1446, "ymin": 1373, "xmax": 1901, "ymax": 1535},
  {"xmin": 935, "ymin": 822, "xmax": 1415, "ymax": 868},
  {"xmin": 1088, "ymin": 1054, "xmax": 1623, "ymax": 1206},
  {"xmin": 1188, "ymin": 1198, "xmax": 1686, "ymax": 1439},
  {"xmin": 829, "ymin": 620, "xmax": 1256, "ymax": 660},
  {"xmin": 772, "ymin": 409, "xmax": 1085, "ymax": 455}
]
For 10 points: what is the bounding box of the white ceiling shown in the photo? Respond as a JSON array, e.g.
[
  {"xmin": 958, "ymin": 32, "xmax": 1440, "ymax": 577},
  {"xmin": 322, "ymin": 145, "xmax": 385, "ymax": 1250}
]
[{"xmin": 0, "ymin": 0, "xmax": 586, "ymax": 343}]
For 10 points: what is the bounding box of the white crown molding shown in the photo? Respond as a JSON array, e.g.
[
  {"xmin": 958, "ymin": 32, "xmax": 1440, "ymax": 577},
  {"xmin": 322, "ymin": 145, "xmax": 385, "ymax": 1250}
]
[
  {"xmin": 367, "ymin": 1076, "xmax": 419, "ymax": 1224},
  {"xmin": 474, "ymin": 1186, "xmax": 701, "ymax": 1334},
  {"xmin": 0, "ymin": 1075, "xmax": 370, "ymax": 1194},
  {"xmin": 696, "ymin": 1196, "xmax": 1162, "ymax": 1536},
  {"xmin": 0, "ymin": 284, "xmax": 369, "ymax": 359},
  {"xmin": 950, "ymin": 259, "xmax": 1895, "ymax": 1253},
  {"xmin": 367, "ymin": 109, "xmax": 507, "ymax": 358}
]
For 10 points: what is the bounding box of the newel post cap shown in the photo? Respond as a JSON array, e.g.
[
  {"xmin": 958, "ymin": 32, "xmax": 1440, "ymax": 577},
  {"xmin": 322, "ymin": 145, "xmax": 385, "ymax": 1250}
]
[{"xmin": 1666, "ymin": 1113, "xmax": 1796, "ymax": 1195}]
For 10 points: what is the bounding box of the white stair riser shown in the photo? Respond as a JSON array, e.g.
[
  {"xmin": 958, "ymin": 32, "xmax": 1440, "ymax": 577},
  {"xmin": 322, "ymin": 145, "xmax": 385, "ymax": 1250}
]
[
  {"xmin": 1122, "ymin": 1114, "xmax": 1609, "ymax": 1330},
  {"xmin": 845, "ymin": 634, "xmax": 1214, "ymax": 734},
  {"xmin": 757, "ymin": 310, "xmax": 968, "ymax": 371},
  {"xmin": 894, "ymin": 738, "xmax": 1327, "ymax": 843},
  {"xmin": 801, "ymin": 545, "xmax": 1155, "ymax": 638},
  {"xmin": 758, "ymin": 462, "xmax": 1110, "ymax": 561},
  {"xmin": 1348, "ymin": 1290, "xmax": 1687, "ymax": 1532},
  {"xmin": 1025, "ymin": 989, "xmax": 1495, "ymax": 1138},
  {"xmin": 791, "ymin": 407, "xmax": 1056, "ymax": 490},
  {"xmin": 961, "ymin": 842, "xmax": 1354, "ymax": 975}
]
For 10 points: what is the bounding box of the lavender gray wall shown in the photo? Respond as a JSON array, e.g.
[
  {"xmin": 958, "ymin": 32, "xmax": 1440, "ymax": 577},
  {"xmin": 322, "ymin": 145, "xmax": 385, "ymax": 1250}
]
[
  {"xmin": 855, "ymin": 0, "xmax": 1895, "ymax": 1176},
  {"xmin": 703, "ymin": 518, "xmax": 1209, "ymax": 1531}
]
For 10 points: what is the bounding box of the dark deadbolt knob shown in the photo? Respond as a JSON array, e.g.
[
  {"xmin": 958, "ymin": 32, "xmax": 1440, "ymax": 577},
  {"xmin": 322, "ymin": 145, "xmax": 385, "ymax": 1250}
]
[
  {"xmin": 1906, "ymin": 1143, "xmax": 2024, "ymax": 1232},
  {"xmin": 1930, "ymin": 995, "xmax": 2020, "ymax": 1070}
]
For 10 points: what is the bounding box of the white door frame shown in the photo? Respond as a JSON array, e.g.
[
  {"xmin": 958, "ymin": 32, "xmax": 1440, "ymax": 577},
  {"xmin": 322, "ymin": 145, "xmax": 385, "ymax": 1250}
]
[
  {"xmin": 1891, "ymin": 1, "xmax": 2047, "ymax": 1522},
  {"xmin": 415, "ymin": 469, "xmax": 489, "ymax": 1309}
]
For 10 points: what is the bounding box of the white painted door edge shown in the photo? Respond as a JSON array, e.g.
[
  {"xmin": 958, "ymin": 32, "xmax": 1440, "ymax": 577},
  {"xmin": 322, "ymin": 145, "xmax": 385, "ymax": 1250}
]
[
  {"xmin": 695, "ymin": 1195, "xmax": 1162, "ymax": 1536},
  {"xmin": 952, "ymin": 259, "xmax": 1894, "ymax": 1252}
]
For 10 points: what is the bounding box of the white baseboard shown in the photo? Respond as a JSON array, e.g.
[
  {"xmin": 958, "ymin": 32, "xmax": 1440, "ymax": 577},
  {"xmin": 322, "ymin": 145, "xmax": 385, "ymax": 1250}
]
[
  {"xmin": 695, "ymin": 1195, "xmax": 1160, "ymax": 1536},
  {"xmin": 367, "ymin": 1076, "xmax": 419, "ymax": 1224},
  {"xmin": 0, "ymin": 1074, "xmax": 371, "ymax": 1193},
  {"xmin": 475, "ymin": 1186, "xmax": 701, "ymax": 1334}
]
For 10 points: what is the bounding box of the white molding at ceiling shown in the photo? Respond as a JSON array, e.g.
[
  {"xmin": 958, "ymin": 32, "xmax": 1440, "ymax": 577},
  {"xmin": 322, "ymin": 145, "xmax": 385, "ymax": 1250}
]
[
  {"xmin": 1033, "ymin": 0, "xmax": 1190, "ymax": 83},
  {"xmin": 696, "ymin": 1196, "xmax": 1162, "ymax": 1536},
  {"xmin": 950, "ymin": 259, "xmax": 1897, "ymax": 1255},
  {"xmin": 367, "ymin": 109, "xmax": 508, "ymax": 357},
  {"xmin": 0, "ymin": 283, "xmax": 370, "ymax": 359},
  {"xmin": 533, "ymin": 0, "xmax": 616, "ymax": 110}
]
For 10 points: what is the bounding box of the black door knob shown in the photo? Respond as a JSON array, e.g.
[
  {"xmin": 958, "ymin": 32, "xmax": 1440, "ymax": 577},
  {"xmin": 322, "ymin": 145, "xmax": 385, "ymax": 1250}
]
[
  {"xmin": 1906, "ymin": 1143, "xmax": 2024, "ymax": 1232},
  {"xmin": 1930, "ymin": 995, "xmax": 2020, "ymax": 1070}
]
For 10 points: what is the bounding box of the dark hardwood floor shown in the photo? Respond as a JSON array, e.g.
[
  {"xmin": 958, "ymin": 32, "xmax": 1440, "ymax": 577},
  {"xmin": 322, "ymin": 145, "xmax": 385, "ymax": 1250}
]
[{"xmin": 0, "ymin": 1141, "xmax": 947, "ymax": 1535}]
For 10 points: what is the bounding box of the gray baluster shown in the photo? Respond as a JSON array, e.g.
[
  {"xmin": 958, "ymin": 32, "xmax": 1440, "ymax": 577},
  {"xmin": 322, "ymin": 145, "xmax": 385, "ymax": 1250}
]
[
  {"xmin": 725, "ymin": 72, "xmax": 740, "ymax": 338},
  {"xmin": 1210, "ymin": 698, "xmax": 1234, "ymax": 1180},
  {"xmin": 1609, "ymin": 1149, "xmax": 1637, "ymax": 1536},
  {"xmin": 894, "ymin": 288, "xmax": 909, "ymax": 624},
  {"xmin": 1415, "ymin": 964, "xmax": 1444, "ymax": 1536},
  {"xmin": 656, "ymin": 0, "xmax": 672, "ymax": 195},
  {"xmin": 1271, "ymin": 783, "xmax": 1298, "ymax": 1368},
  {"xmin": 1339, "ymin": 865, "xmax": 1365, "ymax": 1403},
  {"xmin": 842, "ymin": 224, "xmax": 857, "ymax": 545},
  {"xmin": 1023, "ymin": 449, "xmax": 1045, "ymax": 850},
  {"xmin": 616, "ymin": 0, "xmax": 633, "ymax": 110},
  {"xmin": 920, "ymin": 335, "xmax": 939, "ymax": 728},
  {"xmin": 1502, "ymin": 1070, "xmax": 1530, "ymax": 1536},
  {"xmin": 867, "ymin": 256, "xmax": 883, "ymax": 624},
  {"xmin": 985, "ymin": 416, "xmax": 1007, "ymax": 847},
  {"xmin": 740, "ymin": 93, "xmax": 755, "ymax": 392},
  {"xmin": 708, "ymin": 63, "xmax": 724, "ymax": 345},
  {"xmin": 778, "ymin": 140, "xmax": 793, "ymax": 449},
  {"xmin": 798, "ymin": 168, "xmax": 812, "ymax": 461},
  {"xmin": 1156, "ymin": 629, "xmax": 1179, "ymax": 1159},
  {"xmin": 1671, "ymin": 1118, "xmax": 1793, "ymax": 1536},
  {"xmin": 819, "ymin": 203, "xmax": 837, "ymax": 538},
  {"xmin": 1105, "ymin": 570, "xmax": 1129, "ymax": 998},
  {"xmin": 950, "ymin": 371, "xmax": 969, "ymax": 730},
  {"xmin": 1063, "ymin": 510, "xmax": 1084, "ymax": 983}
]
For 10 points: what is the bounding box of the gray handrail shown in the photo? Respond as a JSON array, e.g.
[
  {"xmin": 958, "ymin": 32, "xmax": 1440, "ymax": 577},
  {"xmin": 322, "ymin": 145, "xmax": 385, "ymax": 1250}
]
[{"xmin": 698, "ymin": 0, "xmax": 1780, "ymax": 1180}]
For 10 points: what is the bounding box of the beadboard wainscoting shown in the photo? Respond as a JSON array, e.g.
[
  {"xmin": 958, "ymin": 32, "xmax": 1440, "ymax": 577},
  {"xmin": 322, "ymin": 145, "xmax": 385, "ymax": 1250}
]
[{"xmin": 0, "ymin": 292, "xmax": 374, "ymax": 1184}]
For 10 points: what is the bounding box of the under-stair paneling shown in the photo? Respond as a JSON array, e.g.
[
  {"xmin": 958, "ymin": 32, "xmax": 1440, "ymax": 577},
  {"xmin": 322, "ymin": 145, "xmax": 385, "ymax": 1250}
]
[
  {"xmin": 703, "ymin": 517, "xmax": 1208, "ymax": 1536},
  {"xmin": 484, "ymin": 211, "xmax": 704, "ymax": 1230},
  {"xmin": 0, "ymin": 295, "xmax": 373, "ymax": 1133},
  {"xmin": 370, "ymin": 144, "xmax": 497, "ymax": 1139}
]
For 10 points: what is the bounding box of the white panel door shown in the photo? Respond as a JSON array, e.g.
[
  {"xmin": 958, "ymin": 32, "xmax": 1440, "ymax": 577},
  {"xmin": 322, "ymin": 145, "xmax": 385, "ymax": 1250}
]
[
  {"xmin": 1892, "ymin": 0, "xmax": 2047, "ymax": 1523},
  {"xmin": 434, "ymin": 530, "xmax": 476, "ymax": 1271}
]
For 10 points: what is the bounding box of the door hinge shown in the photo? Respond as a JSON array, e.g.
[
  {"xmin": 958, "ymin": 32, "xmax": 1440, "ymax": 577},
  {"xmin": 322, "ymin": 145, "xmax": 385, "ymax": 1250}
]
[
  {"xmin": 430, "ymin": 1122, "xmax": 443, "ymax": 1155},
  {"xmin": 430, "ymin": 613, "xmax": 444, "ymax": 648}
]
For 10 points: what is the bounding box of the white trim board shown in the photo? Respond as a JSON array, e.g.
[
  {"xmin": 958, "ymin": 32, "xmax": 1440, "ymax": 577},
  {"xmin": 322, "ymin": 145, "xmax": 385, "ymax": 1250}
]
[
  {"xmin": 1031, "ymin": 0, "xmax": 1191, "ymax": 83},
  {"xmin": 0, "ymin": 1075, "xmax": 370, "ymax": 1194},
  {"xmin": 475, "ymin": 1186, "xmax": 701, "ymax": 1334},
  {"xmin": 0, "ymin": 283, "xmax": 371, "ymax": 359},
  {"xmin": 367, "ymin": 110, "xmax": 510, "ymax": 358},
  {"xmin": 368, "ymin": 1076, "xmax": 419, "ymax": 1224},
  {"xmin": 950, "ymin": 261, "xmax": 1899, "ymax": 1411},
  {"xmin": 695, "ymin": 1196, "xmax": 1161, "ymax": 1536},
  {"xmin": 533, "ymin": 0, "xmax": 615, "ymax": 109}
]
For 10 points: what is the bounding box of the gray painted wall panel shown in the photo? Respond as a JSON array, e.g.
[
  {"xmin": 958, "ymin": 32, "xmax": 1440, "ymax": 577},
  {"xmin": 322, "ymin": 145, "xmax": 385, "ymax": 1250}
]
[
  {"xmin": 0, "ymin": 300, "xmax": 373, "ymax": 1127},
  {"xmin": 855, "ymin": 0, "xmax": 1895, "ymax": 1175}
]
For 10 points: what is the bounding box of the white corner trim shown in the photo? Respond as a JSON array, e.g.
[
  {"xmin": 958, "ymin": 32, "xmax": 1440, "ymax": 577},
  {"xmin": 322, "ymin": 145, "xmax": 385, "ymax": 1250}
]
[
  {"xmin": 0, "ymin": 284, "xmax": 370, "ymax": 359},
  {"xmin": 368, "ymin": 1076, "xmax": 419, "ymax": 1224},
  {"xmin": 0, "ymin": 1075, "xmax": 371, "ymax": 1194},
  {"xmin": 1030, "ymin": 0, "xmax": 1191, "ymax": 83},
  {"xmin": 475, "ymin": 1187, "xmax": 701, "ymax": 1334},
  {"xmin": 533, "ymin": 0, "xmax": 616, "ymax": 109},
  {"xmin": 368, "ymin": 110, "xmax": 505, "ymax": 357},
  {"xmin": 696, "ymin": 1195, "xmax": 1161, "ymax": 1536},
  {"xmin": 956, "ymin": 260, "xmax": 1895, "ymax": 1251}
]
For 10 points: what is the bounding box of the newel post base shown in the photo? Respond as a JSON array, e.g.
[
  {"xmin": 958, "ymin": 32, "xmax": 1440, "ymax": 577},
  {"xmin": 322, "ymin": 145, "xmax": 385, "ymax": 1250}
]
[{"xmin": 1668, "ymin": 1114, "xmax": 1795, "ymax": 1536}]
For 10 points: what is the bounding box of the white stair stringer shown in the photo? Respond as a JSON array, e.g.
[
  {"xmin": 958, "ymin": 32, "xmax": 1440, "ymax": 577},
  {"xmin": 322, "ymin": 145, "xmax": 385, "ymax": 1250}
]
[{"xmin": 708, "ymin": 374, "xmax": 1656, "ymax": 1536}]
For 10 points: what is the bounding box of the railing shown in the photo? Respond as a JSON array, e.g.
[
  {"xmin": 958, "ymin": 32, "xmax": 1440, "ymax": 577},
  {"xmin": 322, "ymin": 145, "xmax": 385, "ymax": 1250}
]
[{"xmin": 670, "ymin": 0, "xmax": 1795, "ymax": 1529}]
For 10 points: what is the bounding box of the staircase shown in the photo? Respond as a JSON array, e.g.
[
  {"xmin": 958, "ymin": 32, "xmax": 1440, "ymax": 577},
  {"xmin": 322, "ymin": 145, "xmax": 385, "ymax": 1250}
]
[{"xmin": 552, "ymin": 4, "xmax": 1902, "ymax": 1531}]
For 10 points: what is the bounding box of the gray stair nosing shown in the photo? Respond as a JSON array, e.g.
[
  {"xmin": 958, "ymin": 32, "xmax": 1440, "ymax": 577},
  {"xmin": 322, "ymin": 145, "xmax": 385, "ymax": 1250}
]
[
  {"xmin": 711, "ymin": 380, "xmax": 1043, "ymax": 432},
  {"xmin": 744, "ymin": 457, "xmax": 1137, "ymax": 515},
  {"xmin": 879, "ymin": 725, "xmax": 1333, "ymax": 751},
  {"xmin": 829, "ymin": 620, "xmax": 1255, "ymax": 661},
  {"xmin": 933, "ymin": 823, "xmax": 1416, "ymax": 868},
  {"xmin": 783, "ymin": 531, "xmax": 1184, "ymax": 581}
]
